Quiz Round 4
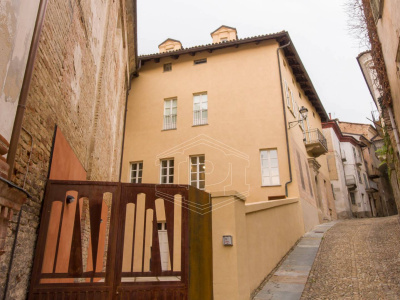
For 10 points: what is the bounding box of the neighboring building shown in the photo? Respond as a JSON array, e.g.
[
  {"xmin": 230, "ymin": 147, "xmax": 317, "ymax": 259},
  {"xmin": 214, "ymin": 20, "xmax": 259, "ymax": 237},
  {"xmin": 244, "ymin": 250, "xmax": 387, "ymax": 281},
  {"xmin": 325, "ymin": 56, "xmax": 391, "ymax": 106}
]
[
  {"xmin": 122, "ymin": 26, "xmax": 336, "ymax": 298},
  {"xmin": 0, "ymin": 1, "xmax": 137, "ymax": 299},
  {"xmin": 339, "ymin": 121, "xmax": 398, "ymax": 217},
  {"xmin": 356, "ymin": 0, "xmax": 400, "ymax": 214},
  {"xmin": 357, "ymin": 50, "xmax": 400, "ymax": 213},
  {"xmin": 323, "ymin": 121, "xmax": 354, "ymax": 219},
  {"xmin": 323, "ymin": 120, "xmax": 377, "ymax": 218}
]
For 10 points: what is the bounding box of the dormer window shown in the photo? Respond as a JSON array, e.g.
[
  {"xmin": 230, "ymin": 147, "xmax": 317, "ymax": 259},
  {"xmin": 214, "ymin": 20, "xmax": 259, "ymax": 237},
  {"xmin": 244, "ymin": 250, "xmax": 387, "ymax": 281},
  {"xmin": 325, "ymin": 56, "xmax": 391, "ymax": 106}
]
[{"xmin": 210, "ymin": 25, "xmax": 238, "ymax": 43}]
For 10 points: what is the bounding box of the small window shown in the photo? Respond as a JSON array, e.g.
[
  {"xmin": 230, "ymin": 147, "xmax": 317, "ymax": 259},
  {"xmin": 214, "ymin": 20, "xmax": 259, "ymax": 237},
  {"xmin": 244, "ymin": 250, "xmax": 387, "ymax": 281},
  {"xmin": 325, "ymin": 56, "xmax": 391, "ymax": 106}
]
[
  {"xmin": 163, "ymin": 63, "xmax": 172, "ymax": 72},
  {"xmin": 130, "ymin": 162, "xmax": 143, "ymax": 183},
  {"xmin": 194, "ymin": 58, "xmax": 207, "ymax": 65},
  {"xmin": 190, "ymin": 155, "xmax": 205, "ymax": 190},
  {"xmin": 220, "ymin": 37, "xmax": 228, "ymax": 42},
  {"xmin": 160, "ymin": 159, "xmax": 174, "ymax": 184},
  {"xmin": 299, "ymin": 92, "xmax": 302, "ymax": 99},
  {"xmin": 260, "ymin": 149, "xmax": 280, "ymax": 186},
  {"xmin": 193, "ymin": 93, "xmax": 208, "ymax": 125},
  {"xmin": 363, "ymin": 173, "xmax": 369, "ymax": 188},
  {"xmin": 357, "ymin": 169, "xmax": 362, "ymax": 184}
]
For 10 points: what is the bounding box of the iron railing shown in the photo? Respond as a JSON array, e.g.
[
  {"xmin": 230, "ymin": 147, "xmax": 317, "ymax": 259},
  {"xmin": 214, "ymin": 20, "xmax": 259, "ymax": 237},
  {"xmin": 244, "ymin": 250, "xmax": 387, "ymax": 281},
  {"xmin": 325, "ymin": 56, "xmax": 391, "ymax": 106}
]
[
  {"xmin": 163, "ymin": 114, "xmax": 177, "ymax": 130},
  {"xmin": 193, "ymin": 110, "xmax": 207, "ymax": 126},
  {"xmin": 304, "ymin": 128, "xmax": 328, "ymax": 151}
]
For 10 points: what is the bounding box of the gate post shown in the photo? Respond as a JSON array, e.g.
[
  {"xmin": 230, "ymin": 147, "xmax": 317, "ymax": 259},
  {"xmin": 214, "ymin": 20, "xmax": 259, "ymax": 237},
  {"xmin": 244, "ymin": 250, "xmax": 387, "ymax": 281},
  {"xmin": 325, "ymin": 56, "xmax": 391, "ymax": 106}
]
[{"xmin": 188, "ymin": 186, "xmax": 213, "ymax": 300}]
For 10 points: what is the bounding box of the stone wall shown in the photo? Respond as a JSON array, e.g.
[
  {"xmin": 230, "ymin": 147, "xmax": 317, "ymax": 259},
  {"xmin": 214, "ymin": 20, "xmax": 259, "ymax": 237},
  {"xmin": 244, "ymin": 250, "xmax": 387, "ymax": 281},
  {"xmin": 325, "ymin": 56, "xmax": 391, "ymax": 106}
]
[{"xmin": 0, "ymin": 0, "xmax": 134, "ymax": 298}]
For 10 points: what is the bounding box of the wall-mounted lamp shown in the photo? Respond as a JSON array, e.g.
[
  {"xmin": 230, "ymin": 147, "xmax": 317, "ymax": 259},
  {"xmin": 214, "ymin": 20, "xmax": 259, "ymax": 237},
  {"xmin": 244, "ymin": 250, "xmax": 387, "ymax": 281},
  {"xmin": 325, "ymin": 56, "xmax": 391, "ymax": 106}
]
[
  {"xmin": 66, "ymin": 195, "xmax": 75, "ymax": 204},
  {"xmin": 288, "ymin": 106, "xmax": 308, "ymax": 129}
]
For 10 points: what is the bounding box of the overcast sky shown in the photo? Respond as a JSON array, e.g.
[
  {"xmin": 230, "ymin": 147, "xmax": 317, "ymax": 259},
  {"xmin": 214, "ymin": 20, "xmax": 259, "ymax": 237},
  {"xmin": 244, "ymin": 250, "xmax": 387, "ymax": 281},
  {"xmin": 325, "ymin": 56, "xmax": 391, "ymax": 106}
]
[{"xmin": 137, "ymin": 0, "xmax": 375, "ymax": 124}]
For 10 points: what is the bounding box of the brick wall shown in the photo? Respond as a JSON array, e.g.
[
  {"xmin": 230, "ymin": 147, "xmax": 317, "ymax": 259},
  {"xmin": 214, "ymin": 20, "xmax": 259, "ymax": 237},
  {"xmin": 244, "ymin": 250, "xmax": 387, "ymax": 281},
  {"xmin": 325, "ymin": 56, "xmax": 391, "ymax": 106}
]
[{"xmin": 0, "ymin": 0, "xmax": 133, "ymax": 298}]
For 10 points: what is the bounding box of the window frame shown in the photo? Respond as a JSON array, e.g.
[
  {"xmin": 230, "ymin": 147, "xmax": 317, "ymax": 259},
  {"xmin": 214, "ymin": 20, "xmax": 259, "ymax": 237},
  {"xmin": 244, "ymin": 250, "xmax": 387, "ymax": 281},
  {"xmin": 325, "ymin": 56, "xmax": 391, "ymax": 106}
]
[
  {"xmin": 260, "ymin": 149, "xmax": 281, "ymax": 187},
  {"xmin": 163, "ymin": 63, "xmax": 172, "ymax": 72},
  {"xmin": 190, "ymin": 155, "xmax": 205, "ymax": 190},
  {"xmin": 160, "ymin": 159, "xmax": 174, "ymax": 184},
  {"xmin": 163, "ymin": 98, "xmax": 177, "ymax": 130},
  {"xmin": 193, "ymin": 93, "xmax": 208, "ymax": 126},
  {"xmin": 130, "ymin": 161, "xmax": 143, "ymax": 183}
]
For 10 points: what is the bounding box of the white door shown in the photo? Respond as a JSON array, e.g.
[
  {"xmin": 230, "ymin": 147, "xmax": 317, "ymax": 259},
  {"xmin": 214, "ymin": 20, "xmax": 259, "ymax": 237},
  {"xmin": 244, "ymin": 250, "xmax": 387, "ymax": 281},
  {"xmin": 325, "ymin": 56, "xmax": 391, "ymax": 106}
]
[{"xmin": 157, "ymin": 222, "xmax": 170, "ymax": 271}]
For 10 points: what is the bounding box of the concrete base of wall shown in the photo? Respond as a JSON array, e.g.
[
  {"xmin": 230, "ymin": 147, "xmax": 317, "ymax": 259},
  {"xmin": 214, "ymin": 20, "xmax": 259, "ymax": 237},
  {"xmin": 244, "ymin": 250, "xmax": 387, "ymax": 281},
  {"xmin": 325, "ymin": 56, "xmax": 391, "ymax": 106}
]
[
  {"xmin": 336, "ymin": 210, "xmax": 353, "ymax": 219},
  {"xmin": 354, "ymin": 211, "xmax": 372, "ymax": 218},
  {"xmin": 299, "ymin": 198, "xmax": 320, "ymax": 232}
]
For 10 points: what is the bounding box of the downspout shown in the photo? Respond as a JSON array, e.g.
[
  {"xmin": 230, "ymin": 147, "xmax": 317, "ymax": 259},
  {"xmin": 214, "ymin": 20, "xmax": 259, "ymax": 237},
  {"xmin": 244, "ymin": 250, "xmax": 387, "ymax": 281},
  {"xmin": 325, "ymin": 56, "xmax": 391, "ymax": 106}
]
[
  {"xmin": 7, "ymin": 0, "xmax": 49, "ymax": 180},
  {"xmin": 118, "ymin": 79, "xmax": 132, "ymax": 182},
  {"xmin": 277, "ymin": 41, "xmax": 292, "ymax": 197}
]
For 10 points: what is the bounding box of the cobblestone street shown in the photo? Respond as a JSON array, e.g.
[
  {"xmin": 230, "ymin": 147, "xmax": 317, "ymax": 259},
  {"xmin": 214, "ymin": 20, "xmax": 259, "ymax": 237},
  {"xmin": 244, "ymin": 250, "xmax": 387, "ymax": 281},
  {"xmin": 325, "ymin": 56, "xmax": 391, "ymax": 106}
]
[{"xmin": 301, "ymin": 216, "xmax": 400, "ymax": 300}]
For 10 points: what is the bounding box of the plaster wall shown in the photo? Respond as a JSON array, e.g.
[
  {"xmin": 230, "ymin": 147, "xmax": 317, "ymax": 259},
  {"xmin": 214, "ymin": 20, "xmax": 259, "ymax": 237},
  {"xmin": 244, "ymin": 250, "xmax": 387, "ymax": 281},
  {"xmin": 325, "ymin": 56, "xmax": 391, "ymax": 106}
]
[
  {"xmin": 0, "ymin": 0, "xmax": 40, "ymax": 143},
  {"xmin": 375, "ymin": 0, "xmax": 400, "ymax": 138},
  {"xmin": 211, "ymin": 194, "xmax": 304, "ymax": 300}
]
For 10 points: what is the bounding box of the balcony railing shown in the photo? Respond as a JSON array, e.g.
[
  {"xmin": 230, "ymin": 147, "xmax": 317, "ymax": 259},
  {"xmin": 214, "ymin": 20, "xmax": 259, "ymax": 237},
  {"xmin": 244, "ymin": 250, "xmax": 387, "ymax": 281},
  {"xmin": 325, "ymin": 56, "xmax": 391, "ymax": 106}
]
[
  {"xmin": 303, "ymin": 128, "xmax": 328, "ymax": 157},
  {"xmin": 193, "ymin": 110, "xmax": 208, "ymax": 126},
  {"xmin": 163, "ymin": 114, "xmax": 177, "ymax": 130},
  {"xmin": 345, "ymin": 175, "xmax": 357, "ymax": 191}
]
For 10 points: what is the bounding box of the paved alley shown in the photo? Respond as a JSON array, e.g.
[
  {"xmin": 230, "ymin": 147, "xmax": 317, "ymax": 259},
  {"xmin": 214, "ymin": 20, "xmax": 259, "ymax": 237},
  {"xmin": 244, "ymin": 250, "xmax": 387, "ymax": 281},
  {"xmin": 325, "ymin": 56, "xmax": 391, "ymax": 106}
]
[{"xmin": 301, "ymin": 216, "xmax": 400, "ymax": 299}]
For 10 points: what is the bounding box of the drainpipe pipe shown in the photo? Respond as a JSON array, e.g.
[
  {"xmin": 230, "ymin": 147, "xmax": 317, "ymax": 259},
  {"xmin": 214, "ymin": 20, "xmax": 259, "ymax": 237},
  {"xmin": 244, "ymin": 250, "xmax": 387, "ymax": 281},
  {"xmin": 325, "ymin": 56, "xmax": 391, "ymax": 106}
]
[
  {"xmin": 118, "ymin": 79, "xmax": 132, "ymax": 182},
  {"xmin": 7, "ymin": 0, "xmax": 49, "ymax": 180},
  {"xmin": 277, "ymin": 41, "xmax": 292, "ymax": 197}
]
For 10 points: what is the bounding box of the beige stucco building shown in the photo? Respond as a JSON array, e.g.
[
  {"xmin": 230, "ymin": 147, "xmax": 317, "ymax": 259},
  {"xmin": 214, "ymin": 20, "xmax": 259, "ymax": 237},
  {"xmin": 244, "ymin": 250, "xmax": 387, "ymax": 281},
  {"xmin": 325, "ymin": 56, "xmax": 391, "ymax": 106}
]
[{"xmin": 122, "ymin": 26, "xmax": 336, "ymax": 299}]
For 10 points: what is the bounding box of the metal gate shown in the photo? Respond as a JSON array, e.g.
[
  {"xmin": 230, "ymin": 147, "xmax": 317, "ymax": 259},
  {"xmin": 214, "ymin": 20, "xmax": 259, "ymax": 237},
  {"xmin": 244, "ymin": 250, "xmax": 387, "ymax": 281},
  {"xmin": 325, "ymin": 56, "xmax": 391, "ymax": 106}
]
[{"xmin": 29, "ymin": 180, "xmax": 211, "ymax": 299}]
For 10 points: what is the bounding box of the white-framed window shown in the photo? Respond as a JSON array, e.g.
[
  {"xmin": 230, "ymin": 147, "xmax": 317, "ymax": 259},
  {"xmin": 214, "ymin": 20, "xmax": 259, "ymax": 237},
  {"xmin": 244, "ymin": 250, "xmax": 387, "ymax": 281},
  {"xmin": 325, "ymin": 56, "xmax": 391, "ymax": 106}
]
[
  {"xmin": 160, "ymin": 159, "xmax": 174, "ymax": 184},
  {"xmin": 363, "ymin": 173, "xmax": 369, "ymax": 188},
  {"xmin": 260, "ymin": 149, "xmax": 280, "ymax": 186},
  {"xmin": 164, "ymin": 98, "xmax": 177, "ymax": 130},
  {"xmin": 293, "ymin": 99, "xmax": 299, "ymax": 119},
  {"xmin": 285, "ymin": 80, "xmax": 291, "ymax": 108},
  {"xmin": 190, "ymin": 155, "xmax": 205, "ymax": 190},
  {"xmin": 291, "ymin": 90, "xmax": 295, "ymax": 113},
  {"xmin": 130, "ymin": 162, "xmax": 143, "ymax": 183},
  {"xmin": 193, "ymin": 93, "xmax": 208, "ymax": 125}
]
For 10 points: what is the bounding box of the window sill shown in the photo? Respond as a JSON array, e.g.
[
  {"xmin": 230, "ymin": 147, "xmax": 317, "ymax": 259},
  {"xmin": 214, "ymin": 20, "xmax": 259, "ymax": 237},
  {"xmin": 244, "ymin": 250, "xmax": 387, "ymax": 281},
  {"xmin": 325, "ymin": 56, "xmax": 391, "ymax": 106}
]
[
  {"xmin": 261, "ymin": 185, "xmax": 281, "ymax": 187},
  {"xmin": 162, "ymin": 128, "xmax": 177, "ymax": 131},
  {"xmin": 192, "ymin": 123, "xmax": 209, "ymax": 127}
]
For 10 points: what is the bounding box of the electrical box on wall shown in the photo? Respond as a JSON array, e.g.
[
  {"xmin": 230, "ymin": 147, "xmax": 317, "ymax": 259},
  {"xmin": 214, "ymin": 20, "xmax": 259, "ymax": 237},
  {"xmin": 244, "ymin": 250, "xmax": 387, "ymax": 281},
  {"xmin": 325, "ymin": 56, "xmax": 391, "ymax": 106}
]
[{"xmin": 223, "ymin": 235, "xmax": 233, "ymax": 246}]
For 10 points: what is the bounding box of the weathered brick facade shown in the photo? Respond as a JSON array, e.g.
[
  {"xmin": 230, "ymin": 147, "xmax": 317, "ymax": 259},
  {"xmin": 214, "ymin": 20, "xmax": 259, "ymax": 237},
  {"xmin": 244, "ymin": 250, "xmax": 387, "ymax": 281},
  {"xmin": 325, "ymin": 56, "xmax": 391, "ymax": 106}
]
[{"xmin": 0, "ymin": 0, "xmax": 136, "ymax": 298}]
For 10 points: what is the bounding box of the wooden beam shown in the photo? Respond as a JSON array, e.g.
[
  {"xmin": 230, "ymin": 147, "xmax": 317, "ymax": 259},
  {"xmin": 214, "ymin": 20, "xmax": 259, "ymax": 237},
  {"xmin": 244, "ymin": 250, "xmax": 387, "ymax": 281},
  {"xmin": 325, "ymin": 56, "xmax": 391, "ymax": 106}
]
[
  {"xmin": 171, "ymin": 55, "xmax": 179, "ymax": 60},
  {"xmin": 189, "ymin": 52, "xmax": 196, "ymax": 56},
  {"xmin": 154, "ymin": 58, "xmax": 160, "ymax": 63}
]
